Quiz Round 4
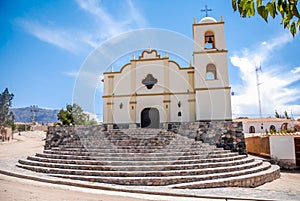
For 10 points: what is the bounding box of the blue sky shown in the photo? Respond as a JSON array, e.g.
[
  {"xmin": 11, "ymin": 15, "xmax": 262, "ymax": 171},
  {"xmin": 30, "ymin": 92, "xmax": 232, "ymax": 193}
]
[{"xmin": 0, "ymin": 0, "xmax": 300, "ymax": 120}]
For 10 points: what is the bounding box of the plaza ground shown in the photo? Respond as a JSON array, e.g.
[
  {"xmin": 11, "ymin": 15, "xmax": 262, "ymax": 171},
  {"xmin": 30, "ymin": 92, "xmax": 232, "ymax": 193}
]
[{"xmin": 0, "ymin": 131, "xmax": 300, "ymax": 201}]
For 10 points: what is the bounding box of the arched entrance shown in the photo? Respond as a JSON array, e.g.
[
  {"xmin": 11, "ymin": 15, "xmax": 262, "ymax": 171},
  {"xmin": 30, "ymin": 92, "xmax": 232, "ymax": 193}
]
[
  {"xmin": 270, "ymin": 125, "xmax": 276, "ymax": 133},
  {"xmin": 141, "ymin": 108, "xmax": 160, "ymax": 128},
  {"xmin": 249, "ymin": 126, "xmax": 255, "ymax": 133},
  {"xmin": 281, "ymin": 123, "xmax": 288, "ymax": 131}
]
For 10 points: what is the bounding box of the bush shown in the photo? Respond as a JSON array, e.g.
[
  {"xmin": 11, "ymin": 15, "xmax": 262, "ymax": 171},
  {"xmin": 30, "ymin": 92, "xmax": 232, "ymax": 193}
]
[{"xmin": 16, "ymin": 124, "xmax": 31, "ymax": 132}]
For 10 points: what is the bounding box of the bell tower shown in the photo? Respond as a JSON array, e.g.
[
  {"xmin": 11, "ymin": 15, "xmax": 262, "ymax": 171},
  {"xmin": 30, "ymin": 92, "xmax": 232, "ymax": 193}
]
[{"xmin": 193, "ymin": 16, "xmax": 232, "ymax": 121}]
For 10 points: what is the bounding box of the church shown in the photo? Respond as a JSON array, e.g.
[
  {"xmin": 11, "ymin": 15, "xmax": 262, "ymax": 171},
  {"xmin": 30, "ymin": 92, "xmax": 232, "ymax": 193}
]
[{"xmin": 102, "ymin": 16, "xmax": 232, "ymax": 129}]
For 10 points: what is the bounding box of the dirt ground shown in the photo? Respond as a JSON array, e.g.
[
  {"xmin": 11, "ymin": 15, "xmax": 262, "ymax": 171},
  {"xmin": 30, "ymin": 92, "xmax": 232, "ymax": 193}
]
[
  {"xmin": 0, "ymin": 173, "xmax": 156, "ymax": 201},
  {"xmin": 0, "ymin": 131, "xmax": 156, "ymax": 201},
  {"xmin": 0, "ymin": 131, "xmax": 45, "ymax": 159},
  {"xmin": 0, "ymin": 131, "xmax": 300, "ymax": 201}
]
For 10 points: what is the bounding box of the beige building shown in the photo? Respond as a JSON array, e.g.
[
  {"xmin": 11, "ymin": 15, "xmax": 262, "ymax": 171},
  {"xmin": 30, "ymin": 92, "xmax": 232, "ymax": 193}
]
[{"xmin": 102, "ymin": 17, "xmax": 232, "ymax": 128}]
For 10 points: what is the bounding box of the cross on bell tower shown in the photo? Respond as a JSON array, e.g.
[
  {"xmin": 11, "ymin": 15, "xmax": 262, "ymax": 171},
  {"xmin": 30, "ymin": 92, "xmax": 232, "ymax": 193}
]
[{"xmin": 201, "ymin": 5, "xmax": 212, "ymax": 17}]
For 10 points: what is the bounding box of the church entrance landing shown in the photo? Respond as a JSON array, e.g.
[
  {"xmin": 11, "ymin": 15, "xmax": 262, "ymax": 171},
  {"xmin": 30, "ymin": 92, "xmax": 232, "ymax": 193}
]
[{"xmin": 141, "ymin": 108, "xmax": 159, "ymax": 128}]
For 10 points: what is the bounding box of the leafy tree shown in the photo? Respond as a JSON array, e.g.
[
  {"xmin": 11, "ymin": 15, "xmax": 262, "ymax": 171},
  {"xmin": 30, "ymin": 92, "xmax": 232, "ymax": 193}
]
[
  {"xmin": 275, "ymin": 110, "xmax": 291, "ymax": 118},
  {"xmin": 57, "ymin": 107, "xmax": 73, "ymax": 125},
  {"xmin": 0, "ymin": 88, "xmax": 14, "ymax": 128},
  {"xmin": 232, "ymin": 0, "xmax": 300, "ymax": 36},
  {"xmin": 71, "ymin": 104, "xmax": 88, "ymax": 125},
  {"xmin": 16, "ymin": 124, "xmax": 31, "ymax": 132},
  {"xmin": 57, "ymin": 103, "xmax": 98, "ymax": 125},
  {"xmin": 284, "ymin": 110, "xmax": 290, "ymax": 119},
  {"xmin": 275, "ymin": 110, "xmax": 280, "ymax": 118}
]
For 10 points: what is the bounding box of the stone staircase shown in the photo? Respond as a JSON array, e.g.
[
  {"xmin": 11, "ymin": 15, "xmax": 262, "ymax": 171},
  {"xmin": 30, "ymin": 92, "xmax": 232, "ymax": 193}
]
[{"xmin": 17, "ymin": 127, "xmax": 280, "ymax": 188}]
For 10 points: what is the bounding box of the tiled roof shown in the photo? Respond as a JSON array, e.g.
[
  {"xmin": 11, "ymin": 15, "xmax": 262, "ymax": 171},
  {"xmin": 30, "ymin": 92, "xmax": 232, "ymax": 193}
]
[{"xmin": 234, "ymin": 118, "xmax": 295, "ymax": 123}]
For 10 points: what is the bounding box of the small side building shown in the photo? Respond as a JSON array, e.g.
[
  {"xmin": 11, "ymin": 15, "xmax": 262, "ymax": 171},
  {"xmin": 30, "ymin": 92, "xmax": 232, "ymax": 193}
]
[
  {"xmin": 235, "ymin": 118, "xmax": 300, "ymax": 169},
  {"xmin": 235, "ymin": 118, "xmax": 294, "ymax": 135}
]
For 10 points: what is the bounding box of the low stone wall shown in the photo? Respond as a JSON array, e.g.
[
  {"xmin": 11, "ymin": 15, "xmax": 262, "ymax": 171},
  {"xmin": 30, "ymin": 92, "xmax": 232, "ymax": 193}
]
[
  {"xmin": 168, "ymin": 121, "xmax": 246, "ymax": 155},
  {"xmin": 45, "ymin": 125, "xmax": 106, "ymax": 149},
  {"xmin": 45, "ymin": 126, "xmax": 77, "ymax": 149}
]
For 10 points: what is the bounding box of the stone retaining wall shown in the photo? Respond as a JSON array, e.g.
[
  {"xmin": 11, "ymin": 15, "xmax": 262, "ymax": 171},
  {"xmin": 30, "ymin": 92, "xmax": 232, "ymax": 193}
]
[
  {"xmin": 45, "ymin": 125, "xmax": 105, "ymax": 149},
  {"xmin": 46, "ymin": 121, "xmax": 246, "ymax": 155},
  {"xmin": 168, "ymin": 121, "xmax": 246, "ymax": 155}
]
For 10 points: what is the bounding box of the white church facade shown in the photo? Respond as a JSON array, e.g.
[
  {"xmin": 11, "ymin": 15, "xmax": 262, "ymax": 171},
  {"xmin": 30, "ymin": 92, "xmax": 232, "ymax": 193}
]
[{"xmin": 102, "ymin": 16, "xmax": 232, "ymax": 128}]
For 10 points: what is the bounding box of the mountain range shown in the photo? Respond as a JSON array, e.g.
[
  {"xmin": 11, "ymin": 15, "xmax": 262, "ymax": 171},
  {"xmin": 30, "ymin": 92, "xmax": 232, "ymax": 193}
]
[{"xmin": 10, "ymin": 107, "xmax": 59, "ymax": 124}]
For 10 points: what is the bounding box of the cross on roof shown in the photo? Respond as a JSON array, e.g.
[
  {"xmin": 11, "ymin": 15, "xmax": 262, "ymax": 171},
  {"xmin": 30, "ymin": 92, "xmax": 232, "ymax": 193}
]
[{"xmin": 201, "ymin": 5, "xmax": 212, "ymax": 17}]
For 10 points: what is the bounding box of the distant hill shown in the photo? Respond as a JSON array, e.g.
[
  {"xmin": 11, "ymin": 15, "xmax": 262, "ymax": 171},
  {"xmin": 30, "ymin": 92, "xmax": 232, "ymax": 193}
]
[{"xmin": 11, "ymin": 107, "xmax": 59, "ymax": 124}]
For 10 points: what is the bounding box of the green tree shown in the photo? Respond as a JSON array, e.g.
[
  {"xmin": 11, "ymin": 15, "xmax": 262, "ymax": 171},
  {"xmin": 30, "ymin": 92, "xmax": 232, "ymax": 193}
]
[
  {"xmin": 0, "ymin": 88, "xmax": 14, "ymax": 128},
  {"xmin": 275, "ymin": 110, "xmax": 291, "ymax": 118},
  {"xmin": 57, "ymin": 107, "xmax": 73, "ymax": 125},
  {"xmin": 275, "ymin": 110, "xmax": 280, "ymax": 118},
  {"xmin": 57, "ymin": 103, "xmax": 98, "ymax": 125},
  {"xmin": 232, "ymin": 0, "xmax": 300, "ymax": 36},
  {"xmin": 284, "ymin": 110, "xmax": 291, "ymax": 119}
]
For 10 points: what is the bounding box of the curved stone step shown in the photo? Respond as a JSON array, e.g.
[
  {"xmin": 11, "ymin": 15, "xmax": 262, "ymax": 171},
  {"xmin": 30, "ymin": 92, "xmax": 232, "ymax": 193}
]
[
  {"xmin": 169, "ymin": 164, "xmax": 280, "ymax": 189},
  {"xmin": 28, "ymin": 156, "xmax": 103, "ymax": 165},
  {"xmin": 44, "ymin": 162, "xmax": 272, "ymax": 186},
  {"xmin": 77, "ymin": 138, "xmax": 195, "ymax": 143},
  {"xmin": 52, "ymin": 147, "xmax": 219, "ymax": 152},
  {"xmin": 43, "ymin": 152, "xmax": 238, "ymax": 162},
  {"xmin": 51, "ymin": 145, "xmax": 222, "ymax": 151},
  {"xmin": 17, "ymin": 159, "xmax": 261, "ymax": 177},
  {"xmin": 54, "ymin": 143, "xmax": 218, "ymax": 151},
  {"xmin": 36, "ymin": 153, "xmax": 93, "ymax": 160},
  {"xmin": 38, "ymin": 152, "xmax": 239, "ymax": 161},
  {"xmin": 19, "ymin": 157, "xmax": 254, "ymax": 171},
  {"xmin": 50, "ymin": 146, "xmax": 223, "ymax": 153},
  {"xmin": 40, "ymin": 152, "xmax": 236, "ymax": 162},
  {"xmin": 57, "ymin": 138, "xmax": 209, "ymax": 149},
  {"xmin": 44, "ymin": 149, "xmax": 231, "ymax": 156},
  {"xmin": 56, "ymin": 145, "xmax": 217, "ymax": 150},
  {"xmin": 27, "ymin": 154, "xmax": 247, "ymax": 165},
  {"xmin": 49, "ymin": 146, "xmax": 223, "ymax": 151}
]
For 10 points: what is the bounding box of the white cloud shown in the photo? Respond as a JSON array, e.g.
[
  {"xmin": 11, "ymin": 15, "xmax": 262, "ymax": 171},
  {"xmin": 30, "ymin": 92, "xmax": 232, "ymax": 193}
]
[
  {"xmin": 17, "ymin": 20, "xmax": 80, "ymax": 53},
  {"xmin": 126, "ymin": 0, "xmax": 147, "ymax": 27},
  {"xmin": 17, "ymin": 0, "xmax": 147, "ymax": 52},
  {"xmin": 291, "ymin": 66, "xmax": 300, "ymax": 74},
  {"xmin": 261, "ymin": 41, "xmax": 267, "ymax": 46},
  {"xmin": 230, "ymin": 33, "xmax": 300, "ymax": 119},
  {"xmin": 75, "ymin": 0, "xmax": 148, "ymax": 48},
  {"xmin": 63, "ymin": 70, "xmax": 79, "ymax": 77}
]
